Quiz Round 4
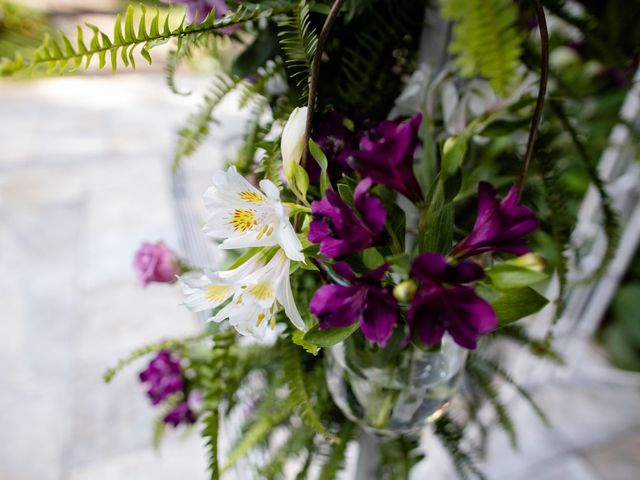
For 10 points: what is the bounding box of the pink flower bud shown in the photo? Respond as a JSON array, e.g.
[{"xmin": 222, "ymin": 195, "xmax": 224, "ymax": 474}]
[{"xmin": 133, "ymin": 241, "xmax": 181, "ymax": 287}]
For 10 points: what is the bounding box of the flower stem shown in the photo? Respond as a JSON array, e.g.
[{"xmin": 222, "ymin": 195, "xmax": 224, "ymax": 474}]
[
  {"xmin": 300, "ymin": 0, "xmax": 347, "ymax": 169},
  {"xmin": 518, "ymin": 0, "xmax": 549, "ymax": 196}
]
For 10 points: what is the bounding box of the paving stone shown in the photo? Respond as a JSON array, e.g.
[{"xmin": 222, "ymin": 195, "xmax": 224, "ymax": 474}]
[
  {"xmin": 585, "ymin": 429, "xmax": 640, "ymax": 480},
  {"xmin": 65, "ymin": 434, "xmax": 208, "ymax": 480}
]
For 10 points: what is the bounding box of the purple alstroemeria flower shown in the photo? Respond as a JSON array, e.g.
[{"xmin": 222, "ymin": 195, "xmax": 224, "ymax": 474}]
[
  {"xmin": 309, "ymin": 178, "xmax": 386, "ymax": 258},
  {"xmin": 163, "ymin": 401, "xmax": 197, "ymax": 427},
  {"xmin": 408, "ymin": 253, "xmax": 496, "ymax": 350},
  {"xmin": 310, "ymin": 263, "xmax": 399, "ymax": 346},
  {"xmin": 307, "ymin": 110, "xmax": 357, "ymax": 182},
  {"xmin": 133, "ymin": 241, "xmax": 181, "ymax": 287},
  {"xmin": 450, "ymin": 182, "xmax": 539, "ymax": 260},
  {"xmin": 139, "ymin": 350, "xmax": 184, "ymax": 405},
  {"xmin": 349, "ymin": 113, "xmax": 424, "ymax": 203}
]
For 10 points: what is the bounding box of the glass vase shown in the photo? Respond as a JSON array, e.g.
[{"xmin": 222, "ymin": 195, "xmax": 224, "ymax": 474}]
[{"xmin": 325, "ymin": 334, "xmax": 467, "ymax": 436}]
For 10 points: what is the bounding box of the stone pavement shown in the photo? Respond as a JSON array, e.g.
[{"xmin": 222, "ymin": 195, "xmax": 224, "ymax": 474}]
[{"xmin": 1, "ymin": 74, "xmax": 640, "ymax": 480}]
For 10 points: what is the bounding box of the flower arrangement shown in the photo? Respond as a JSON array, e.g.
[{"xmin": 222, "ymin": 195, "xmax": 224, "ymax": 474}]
[{"xmin": 5, "ymin": 0, "xmax": 629, "ymax": 478}]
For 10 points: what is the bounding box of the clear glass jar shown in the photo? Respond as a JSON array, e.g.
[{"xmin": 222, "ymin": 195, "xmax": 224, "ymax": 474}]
[{"xmin": 325, "ymin": 334, "xmax": 467, "ymax": 436}]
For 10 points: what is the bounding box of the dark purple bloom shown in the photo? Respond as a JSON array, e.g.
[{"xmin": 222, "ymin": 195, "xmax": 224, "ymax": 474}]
[
  {"xmin": 133, "ymin": 241, "xmax": 181, "ymax": 287},
  {"xmin": 349, "ymin": 113, "xmax": 423, "ymax": 203},
  {"xmin": 408, "ymin": 253, "xmax": 496, "ymax": 350},
  {"xmin": 450, "ymin": 182, "xmax": 538, "ymax": 260},
  {"xmin": 307, "ymin": 110, "xmax": 357, "ymax": 182},
  {"xmin": 139, "ymin": 350, "xmax": 184, "ymax": 405},
  {"xmin": 310, "ymin": 263, "xmax": 399, "ymax": 346},
  {"xmin": 309, "ymin": 178, "xmax": 386, "ymax": 258},
  {"xmin": 163, "ymin": 401, "xmax": 197, "ymax": 427}
]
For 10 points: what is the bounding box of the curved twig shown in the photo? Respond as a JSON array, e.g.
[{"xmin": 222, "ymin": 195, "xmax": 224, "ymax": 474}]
[
  {"xmin": 518, "ymin": 0, "xmax": 550, "ymax": 195},
  {"xmin": 300, "ymin": 0, "xmax": 347, "ymax": 168}
]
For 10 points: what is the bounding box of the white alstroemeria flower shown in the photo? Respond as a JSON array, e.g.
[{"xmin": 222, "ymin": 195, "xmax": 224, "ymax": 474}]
[
  {"xmin": 181, "ymin": 251, "xmax": 304, "ymax": 339},
  {"xmin": 203, "ymin": 166, "xmax": 304, "ymax": 262},
  {"xmin": 281, "ymin": 106, "xmax": 308, "ymax": 181}
]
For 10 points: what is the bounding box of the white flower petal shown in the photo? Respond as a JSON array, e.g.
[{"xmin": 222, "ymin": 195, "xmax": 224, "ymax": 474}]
[
  {"xmin": 281, "ymin": 107, "xmax": 308, "ymax": 179},
  {"xmin": 277, "ymin": 222, "xmax": 304, "ymax": 262},
  {"xmin": 259, "ymin": 179, "xmax": 281, "ymax": 201}
]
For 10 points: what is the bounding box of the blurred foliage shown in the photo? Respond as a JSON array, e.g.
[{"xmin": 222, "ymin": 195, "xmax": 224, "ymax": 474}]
[
  {"xmin": 600, "ymin": 252, "xmax": 640, "ymax": 372},
  {"xmin": 0, "ymin": 1, "xmax": 49, "ymax": 59}
]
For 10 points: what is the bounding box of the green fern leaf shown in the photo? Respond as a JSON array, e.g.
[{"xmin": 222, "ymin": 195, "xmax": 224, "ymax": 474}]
[
  {"xmin": 317, "ymin": 422, "xmax": 355, "ymax": 480},
  {"xmin": 434, "ymin": 415, "xmax": 486, "ymax": 480},
  {"xmin": 277, "ymin": 1, "xmax": 318, "ymax": 99},
  {"xmin": 466, "ymin": 359, "xmax": 518, "ymax": 448},
  {"xmin": 173, "ymin": 72, "xmax": 242, "ymax": 169},
  {"xmin": 222, "ymin": 396, "xmax": 296, "ymax": 473},
  {"xmin": 0, "ymin": 3, "xmax": 294, "ymax": 76},
  {"xmin": 282, "ymin": 339, "xmax": 338, "ymax": 443},
  {"xmin": 439, "ymin": 0, "xmax": 524, "ymax": 95},
  {"xmin": 199, "ymin": 331, "xmax": 235, "ymax": 480},
  {"xmin": 102, "ymin": 332, "xmax": 207, "ymax": 383}
]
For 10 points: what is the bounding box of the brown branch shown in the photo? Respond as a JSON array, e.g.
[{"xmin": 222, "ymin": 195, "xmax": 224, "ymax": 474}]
[
  {"xmin": 518, "ymin": 0, "xmax": 550, "ymax": 196},
  {"xmin": 300, "ymin": 0, "xmax": 347, "ymax": 168}
]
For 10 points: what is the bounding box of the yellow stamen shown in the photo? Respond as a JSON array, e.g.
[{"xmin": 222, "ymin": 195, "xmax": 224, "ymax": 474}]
[
  {"xmin": 255, "ymin": 225, "xmax": 269, "ymax": 240},
  {"xmin": 270, "ymin": 314, "xmax": 276, "ymax": 330},
  {"xmin": 238, "ymin": 191, "xmax": 265, "ymax": 203},
  {"xmin": 229, "ymin": 209, "xmax": 257, "ymax": 233},
  {"xmin": 205, "ymin": 285, "xmax": 232, "ymax": 303},
  {"xmin": 236, "ymin": 295, "xmax": 243, "ymax": 305},
  {"xmin": 246, "ymin": 282, "xmax": 274, "ymax": 301},
  {"xmin": 256, "ymin": 312, "xmax": 266, "ymax": 326}
]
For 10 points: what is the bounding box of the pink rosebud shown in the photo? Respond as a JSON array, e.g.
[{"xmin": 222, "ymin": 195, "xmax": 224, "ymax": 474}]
[{"xmin": 133, "ymin": 241, "xmax": 181, "ymax": 287}]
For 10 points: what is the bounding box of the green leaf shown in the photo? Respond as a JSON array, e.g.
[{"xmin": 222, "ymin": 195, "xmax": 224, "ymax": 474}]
[
  {"xmin": 308, "ymin": 138, "xmax": 330, "ymax": 195},
  {"xmin": 1, "ymin": 3, "xmax": 295, "ymax": 76},
  {"xmin": 292, "ymin": 329, "xmax": 320, "ymax": 355},
  {"xmin": 441, "ymin": 135, "xmax": 468, "ymax": 178},
  {"xmin": 303, "ymin": 323, "xmax": 359, "ymax": 348},
  {"xmin": 418, "ymin": 178, "xmax": 453, "ymax": 254},
  {"xmin": 480, "ymin": 286, "xmax": 549, "ymax": 327},
  {"xmin": 362, "ymin": 247, "xmax": 384, "ymax": 269},
  {"xmin": 485, "ymin": 264, "xmax": 548, "ymax": 290}
]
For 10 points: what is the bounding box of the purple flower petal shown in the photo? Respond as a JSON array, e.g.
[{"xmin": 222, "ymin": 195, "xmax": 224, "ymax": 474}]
[
  {"xmin": 310, "ymin": 284, "xmax": 363, "ymax": 329},
  {"xmin": 359, "ymin": 287, "xmax": 398, "ymax": 346},
  {"xmin": 349, "ymin": 113, "xmax": 423, "ymax": 203},
  {"xmin": 309, "ymin": 266, "xmax": 399, "ymax": 346},
  {"xmin": 451, "ymin": 182, "xmax": 538, "ymax": 259},
  {"xmin": 409, "ymin": 253, "xmax": 495, "ymax": 350},
  {"xmin": 309, "ymin": 180, "xmax": 387, "ymax": 258}
]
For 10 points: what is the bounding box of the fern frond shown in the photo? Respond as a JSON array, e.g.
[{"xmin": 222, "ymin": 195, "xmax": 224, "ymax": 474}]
[
  {"xmin": 199, "ymin": 331, "xmax": 235, "ymax": 480},
  {"xmin": 102, "ymin": 332, "xmax": 207, "ymax": 383},
  {"xmin": 439, "ymin": 0, "xmax": 524, "ymax": 95},
  {"xmin": 317, "ymin": 422, "xmax": 356, "ymax": 480},
  {"xmin": 549, "ymin": 100, "xmax": 621, "ymax": 285},
  {"xmin": 222, "ymin": 396, "xmax": 296, "ymax": 473},
  {"xmin": 0, "ymin": 3, "xmax": 293, "ymax": 76},
  {"xmin": 173, "ymin": 72, "xmax": 242, "ymax": 169},
  {"xmin": 466, "ymin": 358, "xmax": 517, "ymax": 448},
  {"xmin": 434, "ymin": 415, "xmax": 486, "ymax": 480},
  {"xmin": 277, "ymin": 1, "xmax": 318, "ymax": 99},
  {"xmin": 235, "ymin": 99, "xmax": 271, "ymax": 174},
  {"xmin": 469, "ymin": 355, "xmax": 550, "ymax": 426},
  {"xmin": 538, "ymin": 147, "xmax": 573, "ymax": 323},
  {"xmin": 259, "ymin": 425, "xmax": 316, "ymax": 480},
  {"xmin": 282, "ymin": 339, "xmax": 338, "ymax": 443}
]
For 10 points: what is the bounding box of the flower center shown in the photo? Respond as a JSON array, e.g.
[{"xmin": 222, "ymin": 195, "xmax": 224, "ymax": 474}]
[
  {"xmin": 238, "ymin": 191, "xmax": 265, "ymax": 203},
  {"xmin": 230, "ymin": 209, "xmax": 258, "ymax": 232},
  {"xmin": 205, "ymin": 285, "xmax": 232, "ymax": 302},
  {"xmin": 246, "ymin": 282, "xmax": 274, "ymax": 301}
]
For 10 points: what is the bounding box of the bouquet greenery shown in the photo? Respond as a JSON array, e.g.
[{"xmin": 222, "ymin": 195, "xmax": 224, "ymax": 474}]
[{"xmin": 4, "ymin": 0, "xmax": 633, "ymax": 478}]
